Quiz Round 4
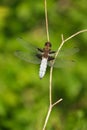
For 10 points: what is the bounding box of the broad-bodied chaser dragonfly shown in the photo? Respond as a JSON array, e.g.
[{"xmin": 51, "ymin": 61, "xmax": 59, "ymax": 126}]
[{"xmin": 15, "ymin": 38, "xmax": 79, "ymax": 79}]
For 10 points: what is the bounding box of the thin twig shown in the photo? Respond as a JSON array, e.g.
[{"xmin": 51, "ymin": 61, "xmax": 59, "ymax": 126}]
[
  {"xmin": 45, "ymin": 0, "xmax": 50, "ymax": 42},
  {"xmin": 54, "ymin": 29, "xmax": 87, "ymax": 63},
  {"xmin": 64, "ymin": 29, "xmax": 87, "ymax": 43},
  {"xmin": 52, "ymin": 98, "xmax": 63, "ymax": 108},
  {"xmin": 49, "ymin": 66, "xmax": 52, "ymax": 105},
  {"xmin": 42, "ymin": 107, "xmax": 52, "ymax": 130},
  {"xmin": 61, "ymin": 34, "xmax": 64, "ymax": 42}
]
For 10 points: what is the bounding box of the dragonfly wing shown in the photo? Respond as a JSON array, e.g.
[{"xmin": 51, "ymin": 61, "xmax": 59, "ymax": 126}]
[
  {"xmin": 17, "ymin": 38, "xmax": 39, "ymax": 53},
  {"xmin": 47, "ymin": 47, "xmax": 79, "ymax": 68},
  {"xmin": 58, "ymin": 47, "xmax": 79, "ymax": 57},
  {"xmin": 54, "ymin": 58, "xmax": 75, "ymax": 68},
  {"xmin": 15, "ymin": 50, "xmax": 41, "ymax": 64},
  {"xmin": 48, "ymin": 58, "xmax": 75, "ymax": 68}
]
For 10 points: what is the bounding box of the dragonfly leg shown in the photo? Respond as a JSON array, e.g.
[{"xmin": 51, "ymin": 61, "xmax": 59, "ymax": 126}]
[
  {"xmin": 49, "ymin": 51, "xmax": 56, "ymax": 54},
  {"xmin": 48, "ymin": 56, "xmax": 55, "ymax": 61},
  {"xmin": 37, "ymin": 48, "xmax": 43, "ymax": 52},
  {"xmin": 36, "ymin": 54, "xmax": 42, "ymax": 59}
]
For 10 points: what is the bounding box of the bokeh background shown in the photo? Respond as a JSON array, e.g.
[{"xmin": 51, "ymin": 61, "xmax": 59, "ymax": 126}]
[{"xmin": 0, "ymin": 0, "xmax": 87, "ymax": 130}]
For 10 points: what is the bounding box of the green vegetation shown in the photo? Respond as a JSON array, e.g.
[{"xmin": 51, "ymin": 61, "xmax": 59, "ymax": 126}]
[{"xmin": 0, "ymin": 0, "xmax": 87, "ymax": 130}]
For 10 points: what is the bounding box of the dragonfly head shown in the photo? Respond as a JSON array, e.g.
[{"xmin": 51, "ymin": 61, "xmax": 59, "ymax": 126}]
[{"xmin": 45, "ymin": 42, "xmax": 52, "ymax": 47}]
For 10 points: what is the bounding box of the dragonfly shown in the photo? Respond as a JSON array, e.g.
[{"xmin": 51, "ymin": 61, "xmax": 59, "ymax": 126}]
[{"xmin": 15, "ymin": 38, "xmax": 79, "ymax": 79}]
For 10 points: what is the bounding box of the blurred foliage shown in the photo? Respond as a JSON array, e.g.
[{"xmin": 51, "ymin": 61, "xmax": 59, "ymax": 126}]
[{"xmin": 0, "ymin": 0, "xmax": 87, "ymax": 130}]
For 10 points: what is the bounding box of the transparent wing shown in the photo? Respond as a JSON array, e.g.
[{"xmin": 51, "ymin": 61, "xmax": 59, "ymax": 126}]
[
  {"xmin": 15, "ymin": 50, "xmax": 41, "ymax": 64},
  {"xmin": 48, "ymin": 47, "xmax": 79, "ymax": 68},
  {"xmin": 58, "ymin": 47, "xmax": 79, "ymax": 57},
  {"xmin": 48, "ymin": 58, "xmax": 75, "ymax": 68},
  {"xmin": 15, "ymin": 38, "xmax": 42, "ymax": 64},
  {"xmin": 17, "ymin": 37, "xmax": 39, "ymax": 53}
]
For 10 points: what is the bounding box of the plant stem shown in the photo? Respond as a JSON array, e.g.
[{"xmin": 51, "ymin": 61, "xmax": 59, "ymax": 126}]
[{"xmin": 45, "ymin": 0, "xmax": 50, "ymax": 42}]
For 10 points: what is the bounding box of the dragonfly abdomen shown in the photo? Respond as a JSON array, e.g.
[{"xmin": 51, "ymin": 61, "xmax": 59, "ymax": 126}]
[{"xmin": 39, "ymin": 58, "xmax": 48, "ymax": 79}]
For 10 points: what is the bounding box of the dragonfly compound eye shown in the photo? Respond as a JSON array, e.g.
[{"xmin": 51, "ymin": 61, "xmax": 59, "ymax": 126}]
[{"xmin": 45, "ymin": 42, "xmax": 52, "ymax": 47}]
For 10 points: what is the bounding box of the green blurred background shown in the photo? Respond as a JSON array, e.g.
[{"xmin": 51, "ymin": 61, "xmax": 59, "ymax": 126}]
[{"xmin": 0, "ymin": 0, "xmax": 87, "ymax": 130}]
